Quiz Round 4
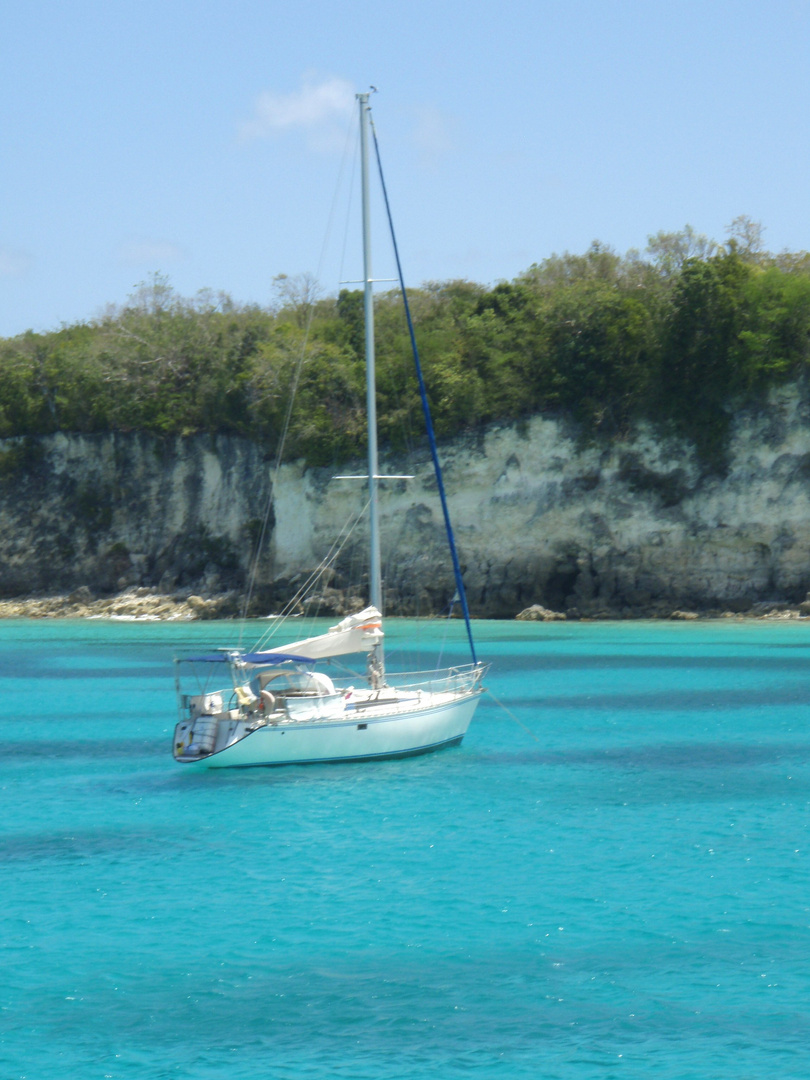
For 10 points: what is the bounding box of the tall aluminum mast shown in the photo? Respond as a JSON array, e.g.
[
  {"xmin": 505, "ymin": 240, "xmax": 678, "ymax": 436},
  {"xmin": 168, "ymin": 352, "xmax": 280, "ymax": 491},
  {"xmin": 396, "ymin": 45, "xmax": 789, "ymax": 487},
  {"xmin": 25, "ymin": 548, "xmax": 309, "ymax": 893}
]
[{"xmin": 358, "ymin": 91, "xmax": 382, "ymax": 613}]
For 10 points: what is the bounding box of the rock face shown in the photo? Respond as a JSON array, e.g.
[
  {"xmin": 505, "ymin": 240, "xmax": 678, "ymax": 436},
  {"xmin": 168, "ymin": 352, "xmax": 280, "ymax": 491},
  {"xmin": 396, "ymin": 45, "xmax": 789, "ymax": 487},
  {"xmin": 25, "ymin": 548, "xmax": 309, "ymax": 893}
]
[
  {"xmin": 0, "ymin": 432, "xmax": 272, "ymax": 599},
  {"xmin": 3, "ymin": 384, "xmax": 810, "ymax": 617}
]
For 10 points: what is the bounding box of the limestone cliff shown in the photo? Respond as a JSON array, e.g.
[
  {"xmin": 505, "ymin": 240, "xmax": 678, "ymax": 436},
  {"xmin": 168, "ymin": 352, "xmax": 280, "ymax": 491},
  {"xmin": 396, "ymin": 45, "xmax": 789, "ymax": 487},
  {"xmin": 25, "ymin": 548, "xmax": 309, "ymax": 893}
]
[
  {"xmin": 0, "ymin": 433, "xmax": 272, "ymax": 599},
  {"xmin": 2, "ymin": 383, "xmax": 810, "ymax": 617}
]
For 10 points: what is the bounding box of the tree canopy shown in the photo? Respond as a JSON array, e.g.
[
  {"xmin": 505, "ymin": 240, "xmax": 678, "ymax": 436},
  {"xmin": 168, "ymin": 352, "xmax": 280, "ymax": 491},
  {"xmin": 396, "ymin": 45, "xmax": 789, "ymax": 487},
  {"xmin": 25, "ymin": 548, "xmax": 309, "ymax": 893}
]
[{"xmin": 3, "ymin": 222, "xmax": 810, "ymax": 468}]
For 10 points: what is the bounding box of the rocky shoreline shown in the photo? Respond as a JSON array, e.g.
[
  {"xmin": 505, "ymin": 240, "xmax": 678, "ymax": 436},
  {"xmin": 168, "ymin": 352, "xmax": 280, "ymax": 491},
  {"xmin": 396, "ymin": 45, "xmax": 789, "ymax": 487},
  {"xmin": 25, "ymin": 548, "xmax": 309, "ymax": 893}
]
[
  {"xmin": 1, "ymin": 586, "xmax": 810, "ymax": 622},
  {"xmin": 0, "ymin": 586, "xmax": 240, "ymax": 621},
  {"xmin": 513, "ymin": 601, "xmax": 810, "ymax": 622}
]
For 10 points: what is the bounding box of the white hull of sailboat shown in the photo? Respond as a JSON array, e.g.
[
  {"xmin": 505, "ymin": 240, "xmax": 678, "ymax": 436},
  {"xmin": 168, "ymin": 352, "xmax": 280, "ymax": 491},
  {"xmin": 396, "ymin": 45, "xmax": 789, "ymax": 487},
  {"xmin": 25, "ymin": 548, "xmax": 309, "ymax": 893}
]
[{"xmin": 176, "ymin": 690, "xmax": 481, "ymax": 769}]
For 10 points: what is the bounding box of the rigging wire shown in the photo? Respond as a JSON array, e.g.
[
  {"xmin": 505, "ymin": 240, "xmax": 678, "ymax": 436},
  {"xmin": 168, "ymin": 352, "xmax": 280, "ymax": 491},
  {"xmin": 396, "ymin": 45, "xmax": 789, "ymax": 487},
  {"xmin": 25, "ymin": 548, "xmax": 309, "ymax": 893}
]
[
  {"xmin": 484, "ymin": 688, "xmax": 540, "ymax": 744},
  {"xmin": 367, "ymin": 104, "xmax": 479, "ymax": 666},
  {"xmin": 434, "ymin": 592, "xmax": 459, "ymax": 672},
  {"xmin": 338, "ymin": 126, "xmax": 360, "ymax": 290},
  {"xmin": 251, "ymin": 498, "xmax": 369, "ymax": 649},
  {"xmin": 239, "ymin": 102, "xmax": 357, "ymax": 643},
  {"xmin": 251, "ymin": 496, "xmax": 371, "ymax": 652}
]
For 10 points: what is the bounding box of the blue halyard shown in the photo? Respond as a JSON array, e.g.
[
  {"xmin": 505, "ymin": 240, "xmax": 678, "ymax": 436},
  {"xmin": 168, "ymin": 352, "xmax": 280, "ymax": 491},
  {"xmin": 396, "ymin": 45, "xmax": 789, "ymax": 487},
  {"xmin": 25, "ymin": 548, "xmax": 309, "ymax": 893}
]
[{"xmin": 369, "ymin": 114, "xmax": 479, "ymax": 666}]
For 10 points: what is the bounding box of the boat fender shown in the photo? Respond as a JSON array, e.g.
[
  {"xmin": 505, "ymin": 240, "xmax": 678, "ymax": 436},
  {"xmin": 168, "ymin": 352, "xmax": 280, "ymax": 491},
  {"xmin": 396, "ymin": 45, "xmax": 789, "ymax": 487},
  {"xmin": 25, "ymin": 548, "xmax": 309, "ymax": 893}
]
[{"xmin": 191, "ymin": 715, "xmax": 218, "ymax": 754}]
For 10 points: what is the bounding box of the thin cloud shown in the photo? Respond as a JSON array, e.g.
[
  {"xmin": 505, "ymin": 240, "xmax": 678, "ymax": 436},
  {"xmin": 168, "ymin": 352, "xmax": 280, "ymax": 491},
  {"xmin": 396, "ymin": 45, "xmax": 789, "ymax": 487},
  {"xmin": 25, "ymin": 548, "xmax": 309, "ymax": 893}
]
[
  {"xmin": 118, "ymin": 239, "xmax": 185, "ymax": 266},
  {"xmin": 0, "ymin": 248, "xmax": 33, "ymax": 277},
  {"xmin": 239, "ymin": 75, "xmax": 355, "ymax": 148}
]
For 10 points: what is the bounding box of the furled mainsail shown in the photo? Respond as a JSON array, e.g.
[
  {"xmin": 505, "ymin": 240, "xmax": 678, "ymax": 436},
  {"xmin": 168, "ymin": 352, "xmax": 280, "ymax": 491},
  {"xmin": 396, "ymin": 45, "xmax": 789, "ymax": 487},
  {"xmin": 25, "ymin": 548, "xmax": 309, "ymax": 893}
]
[{"xmin": 278, "ymin": 606, "xmax": 384, "ymax": 660}]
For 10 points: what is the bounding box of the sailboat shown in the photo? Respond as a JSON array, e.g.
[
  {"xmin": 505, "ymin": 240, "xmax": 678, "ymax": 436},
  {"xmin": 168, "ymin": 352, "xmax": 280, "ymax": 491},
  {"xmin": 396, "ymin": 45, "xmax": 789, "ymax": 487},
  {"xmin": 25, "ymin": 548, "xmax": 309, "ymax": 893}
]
[{"xmin": 172, "ymin": 92, "xmax": 486, "ymax": 768}]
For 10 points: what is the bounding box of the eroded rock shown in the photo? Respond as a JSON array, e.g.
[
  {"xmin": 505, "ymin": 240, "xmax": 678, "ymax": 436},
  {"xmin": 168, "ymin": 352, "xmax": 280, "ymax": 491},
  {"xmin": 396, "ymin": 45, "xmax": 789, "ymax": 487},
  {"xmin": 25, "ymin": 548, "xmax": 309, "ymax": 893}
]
[{"xmin": 515, "ymin": 604, "xmax": 567, "ymax": 621}]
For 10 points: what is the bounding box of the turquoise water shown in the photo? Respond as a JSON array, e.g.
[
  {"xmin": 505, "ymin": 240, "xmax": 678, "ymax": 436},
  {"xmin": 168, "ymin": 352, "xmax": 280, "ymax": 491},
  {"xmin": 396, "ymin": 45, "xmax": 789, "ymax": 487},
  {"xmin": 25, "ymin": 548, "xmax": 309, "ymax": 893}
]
[{"xmin": 2, "ymin": 618, "xmax": 810, "ymax": 1079}]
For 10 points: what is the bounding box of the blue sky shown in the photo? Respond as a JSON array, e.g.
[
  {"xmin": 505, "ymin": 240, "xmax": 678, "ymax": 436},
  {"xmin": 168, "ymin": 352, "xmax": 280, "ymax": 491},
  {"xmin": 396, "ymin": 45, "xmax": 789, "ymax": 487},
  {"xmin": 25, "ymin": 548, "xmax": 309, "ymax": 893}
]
[{"xmin": 2, "ymin": 0, "xmax": 809, "ymax": 336}]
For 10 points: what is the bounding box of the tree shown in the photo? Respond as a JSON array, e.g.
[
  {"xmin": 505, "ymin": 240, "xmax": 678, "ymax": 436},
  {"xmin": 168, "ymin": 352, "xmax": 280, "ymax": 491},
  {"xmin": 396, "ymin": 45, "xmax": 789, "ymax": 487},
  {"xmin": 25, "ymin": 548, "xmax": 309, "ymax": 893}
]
[
  {"xmin": 646, "ymin": 226, "xmax": 716, "ymax": 278},
  {"xmin": 271, "ymin": 272, "xmax": 323, "ymax": 328},
  {"xmin": 726, "ymin": 215, "xmax": 765, "ymax": 259},
  {"xmin": 543, "ymin": 281, "xmax": 656, "ymax": 433},
  {"xmin": 660, "ymin": 250, "xmax": 752, "ymax": 462}
]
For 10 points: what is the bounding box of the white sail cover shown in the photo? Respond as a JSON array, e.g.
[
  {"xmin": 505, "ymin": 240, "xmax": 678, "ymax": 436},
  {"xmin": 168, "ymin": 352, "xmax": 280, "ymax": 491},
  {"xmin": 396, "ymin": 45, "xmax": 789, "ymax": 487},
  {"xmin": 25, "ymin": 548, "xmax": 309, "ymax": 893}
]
[{"xmin": 277, "ymin": 606, "xmax": 384, "ymax": 660}]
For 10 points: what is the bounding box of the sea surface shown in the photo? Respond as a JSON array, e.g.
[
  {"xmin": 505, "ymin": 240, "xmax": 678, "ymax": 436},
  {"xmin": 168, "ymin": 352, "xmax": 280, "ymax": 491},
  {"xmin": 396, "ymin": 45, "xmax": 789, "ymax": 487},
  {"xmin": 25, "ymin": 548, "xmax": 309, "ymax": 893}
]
[{"xmin": 1, "ymin": 617, "xmax": 809, "ymax": 1079}]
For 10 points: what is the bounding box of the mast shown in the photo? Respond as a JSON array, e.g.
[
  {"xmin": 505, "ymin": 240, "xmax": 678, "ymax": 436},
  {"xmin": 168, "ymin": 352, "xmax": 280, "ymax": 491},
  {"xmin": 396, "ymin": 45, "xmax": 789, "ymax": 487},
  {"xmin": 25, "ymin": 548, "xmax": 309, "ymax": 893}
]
[{"xmin": 358, "ymin": 91, "xmax": 382, "ymax": 613}]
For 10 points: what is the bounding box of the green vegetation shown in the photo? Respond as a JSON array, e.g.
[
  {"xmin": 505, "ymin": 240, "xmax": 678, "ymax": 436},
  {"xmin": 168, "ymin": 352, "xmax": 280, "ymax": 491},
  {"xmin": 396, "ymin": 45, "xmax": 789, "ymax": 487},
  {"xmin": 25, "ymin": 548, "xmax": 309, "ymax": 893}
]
[{"xmin": 3, "ymin": 220, "xmax": 810, "ymax": 468}]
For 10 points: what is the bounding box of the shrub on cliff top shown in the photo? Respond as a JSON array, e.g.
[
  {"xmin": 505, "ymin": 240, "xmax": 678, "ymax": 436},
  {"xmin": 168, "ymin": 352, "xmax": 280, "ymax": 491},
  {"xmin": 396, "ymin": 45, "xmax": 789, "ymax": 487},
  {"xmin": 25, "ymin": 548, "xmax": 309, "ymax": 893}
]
[{"xmin": 2, "ymin": 227, "xmax": 810, "ymax": 465}]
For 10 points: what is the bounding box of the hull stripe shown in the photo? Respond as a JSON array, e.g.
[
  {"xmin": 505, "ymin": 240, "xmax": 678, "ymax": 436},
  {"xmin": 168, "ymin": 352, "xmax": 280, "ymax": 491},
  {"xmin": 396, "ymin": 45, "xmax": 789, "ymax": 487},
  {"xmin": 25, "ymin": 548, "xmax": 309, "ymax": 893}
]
[{"xmin": 188, "ymin": 733, "xmax": 464, "ymax": 770}]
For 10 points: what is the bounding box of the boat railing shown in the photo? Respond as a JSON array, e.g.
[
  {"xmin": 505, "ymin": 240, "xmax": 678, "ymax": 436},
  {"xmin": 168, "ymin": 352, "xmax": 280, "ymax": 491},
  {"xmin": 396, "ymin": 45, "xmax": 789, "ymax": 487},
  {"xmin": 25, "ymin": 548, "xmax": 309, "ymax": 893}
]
[
  {"xmin": 339, "ymin": 662, "xmax": 487, "ymax": 697},
  {"xmin": 178, "ymin": 664, "xmax": 486, "ymax": 724}
]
